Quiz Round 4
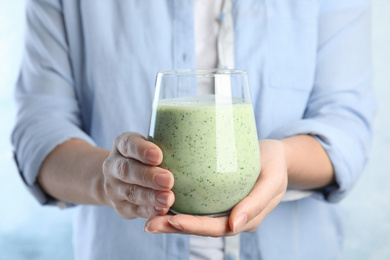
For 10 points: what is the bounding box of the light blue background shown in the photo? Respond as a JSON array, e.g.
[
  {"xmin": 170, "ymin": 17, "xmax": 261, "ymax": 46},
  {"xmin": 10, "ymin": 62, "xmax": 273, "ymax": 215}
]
[{"xmin": 0, "ymin": 1, "xmax": 389, "ymax": 259}]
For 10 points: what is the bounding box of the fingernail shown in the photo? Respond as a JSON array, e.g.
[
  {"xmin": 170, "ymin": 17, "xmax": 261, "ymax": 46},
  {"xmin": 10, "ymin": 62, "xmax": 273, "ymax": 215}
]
[
  {"xmin": 144, "ymin": 220, "xmax": 159, "ymax": 233},
  {"xmin": 154, "ymin": 206, "xmax": 165, "ymax": 213},
  {"xmin": 156, "ymin": 192, "xmax": 172, "ymax": 206},
  {"xmin": 144, "ymin": 220, "xmax": 151, "ymax": 232},
  {"xmin": 155, "ymin": 173, "xmax": 173, "ymax": 189},
  {"xmin": 233, "ymin": 213, "xmax": 247, "ymax": 234},
  {"xmin": 146, "ymin": 149, "xmax": 160, "ymax": 163},
  {"xmin": 168, "ymin": 218, "xmax": 184, "ymax": 231}
]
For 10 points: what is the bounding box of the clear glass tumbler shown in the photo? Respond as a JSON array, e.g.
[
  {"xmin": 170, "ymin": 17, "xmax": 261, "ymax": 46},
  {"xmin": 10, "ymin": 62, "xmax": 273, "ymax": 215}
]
[{"xmin": 148, "ymin": 69, "xmax": 260, "ymax": 217}]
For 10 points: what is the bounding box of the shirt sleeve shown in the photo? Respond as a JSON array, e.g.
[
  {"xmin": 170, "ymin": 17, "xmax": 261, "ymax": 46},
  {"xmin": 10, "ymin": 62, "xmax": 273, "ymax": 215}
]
[
  {"xmin": 268, "ymin": 0, "xmax": 376, "ymax": 203},
  {"xmin": 11, "ymin": 0, "xmax": 95, "ymax": 205}
]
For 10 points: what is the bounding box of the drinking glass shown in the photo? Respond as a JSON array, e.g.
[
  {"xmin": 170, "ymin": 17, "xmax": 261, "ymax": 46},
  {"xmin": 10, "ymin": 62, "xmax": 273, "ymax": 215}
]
[{"xmin": 148, "ymin": 69, "xmax": 260, "ymax": 217}]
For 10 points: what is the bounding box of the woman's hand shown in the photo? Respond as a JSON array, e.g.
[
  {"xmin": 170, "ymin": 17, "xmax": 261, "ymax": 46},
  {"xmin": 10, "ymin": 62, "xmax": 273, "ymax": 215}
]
[
  {"xmin": 102, "ymin": 132, "xmax": 175, "ymax": 219},
  {"xmin": 143, "ymin": 139, "xmax": 288, "ymax": 236}
]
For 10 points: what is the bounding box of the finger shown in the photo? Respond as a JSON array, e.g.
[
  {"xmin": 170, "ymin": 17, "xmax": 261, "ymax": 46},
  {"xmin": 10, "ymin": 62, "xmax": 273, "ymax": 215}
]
[
  {"xmin": 163, "ymin": 215, "xmax": 232, "ymax": 237},
  {"xmin": 115, "ymin": 132, "xmax": 162, "ymax": 165},
  {"xmin": 104, "ymin": 157, "xmax": 174, "ymax": 191},
  {"xmin": 144, "ymin": 215, "xmax": 188, "ymax": 234},
  {"xmin": 114, "ymin": 180, "xmax": 175, "ymax": 208},
  {"xmin": 229, "ymin": 169, "xmax": 287, "ymax": 234},
  {"xmin": 114, "ymin": 200, "xmax": 169, "ymax": 219},
  {"xmin": 239, "ymin": 193, "xmax": 285, "ymax": 233}
]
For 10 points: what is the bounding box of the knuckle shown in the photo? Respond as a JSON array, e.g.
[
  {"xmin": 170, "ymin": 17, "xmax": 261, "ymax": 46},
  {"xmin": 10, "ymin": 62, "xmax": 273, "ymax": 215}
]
[
  {"xmin": 116, "ymin": 133, "xmax": 131, "ymax": 156},
  {"xmin": 115, "ymin": 202, "xmax": 136, "ymax": 220},
  {"xmin": 127, "ymin": 162, "xmax": 154, "ymax": 188},
  {"xmin": 136, "ymin": 206, "xmax": 156, "ymax": 218},
  {"xmin": 102, "ymin": 158, "xmax": 112, "ymax": 176},
  {"xmin": 136, "ymin": 206, "xmax": 145, "ymax": 217},
  {"xmin": 129, "ymin": 137, "xmax": 140, "ymax": 157},
  {"xmin": 139, "ymin": 189, "xmax": 154, "ymax": 206},
  {"xmin": 114, "ymin": 134, "xmax": 125, "ymax": 150},
  {"xmin": 116, "ymin": 159, "xmax": 129, "ymax": 180},
  {"xmin": 146, "ymin": 190, "xmax": 157, "ymax": 205},
  {"xmin": 128, "ymin": 134, "xmax": 147, "ymax": 160},
  {"xmin": 122, "ymin": 134, "xmax": 133, "ymax": 155},
  {"xmin": 134, "ymin": 206, "xmax": 144, "ymax": 218},
  {"xmin": 116, "ymin": 132, "xmax": 150, "ymax": 162},
  {"xmin": 116, "ymin": 132, "xmax": 146, "ymax": 160},
  {"xmin": 123, "ymin": 184, "xmax": 137, "ymax": 202},
  {"xmin": 140, "ymin": 166, "xmax": 151, "ymax": 185},
  {"xmin": 114, "ymin": 202, "xmax": 125, "ymax": 216}
]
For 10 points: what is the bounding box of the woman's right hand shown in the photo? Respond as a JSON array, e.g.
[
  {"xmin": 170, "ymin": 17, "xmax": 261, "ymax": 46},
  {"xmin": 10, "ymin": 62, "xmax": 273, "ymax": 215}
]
[{"xmin": 102, "ymin": 132, "xmax": 175, "ymax": 219}]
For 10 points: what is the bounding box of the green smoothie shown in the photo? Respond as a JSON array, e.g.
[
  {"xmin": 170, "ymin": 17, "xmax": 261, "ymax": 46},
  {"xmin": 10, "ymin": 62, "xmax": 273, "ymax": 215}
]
[{"xmin": 149, "ymin": 95, "xmax": 261, "ymax": 215}]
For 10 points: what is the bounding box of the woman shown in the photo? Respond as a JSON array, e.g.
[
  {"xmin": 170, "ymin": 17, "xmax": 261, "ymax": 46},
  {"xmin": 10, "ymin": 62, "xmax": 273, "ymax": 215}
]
[{"xmin": 12, "ymin": 0, "xmax": 375, "ymax": 259}]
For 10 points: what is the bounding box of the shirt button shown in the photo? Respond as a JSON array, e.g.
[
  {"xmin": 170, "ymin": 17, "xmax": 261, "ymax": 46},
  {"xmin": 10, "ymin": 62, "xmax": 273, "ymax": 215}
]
[{"xmin": 225, "ymin": 253, "xmax": 235, "ymax": 260}]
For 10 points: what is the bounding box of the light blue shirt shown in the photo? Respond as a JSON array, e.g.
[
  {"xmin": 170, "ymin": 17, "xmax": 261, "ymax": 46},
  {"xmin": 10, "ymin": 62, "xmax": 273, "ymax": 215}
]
[{"xmin": 12, "ymin": 0, "xmax": 376, "ymax": 259}]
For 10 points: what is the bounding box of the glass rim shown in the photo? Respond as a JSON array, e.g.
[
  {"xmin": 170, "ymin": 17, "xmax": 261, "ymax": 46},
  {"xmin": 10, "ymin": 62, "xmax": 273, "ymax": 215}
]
[{"xmin": 157, "ymin": 68, "xmax": 247, "ymax": 77}]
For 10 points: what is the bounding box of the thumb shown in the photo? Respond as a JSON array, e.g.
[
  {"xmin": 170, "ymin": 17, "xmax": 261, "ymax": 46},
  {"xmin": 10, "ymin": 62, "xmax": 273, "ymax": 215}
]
[{"xmin": 229, "ymin": 165, "xmax": 286, "ymax": 233}]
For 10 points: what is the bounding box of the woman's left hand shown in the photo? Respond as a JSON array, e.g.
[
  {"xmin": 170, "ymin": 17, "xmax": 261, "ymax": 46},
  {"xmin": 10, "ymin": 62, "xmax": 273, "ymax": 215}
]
[{"xmin": 143, "ymin": 139, "xmax": 288, "ymax": 236}]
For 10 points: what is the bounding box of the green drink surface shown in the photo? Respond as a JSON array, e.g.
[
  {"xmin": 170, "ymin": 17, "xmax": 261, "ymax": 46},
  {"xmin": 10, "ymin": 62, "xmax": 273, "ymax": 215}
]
[{"xmin": 149, "ymin": 96, "xmax": 261, "ymax": 215}]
